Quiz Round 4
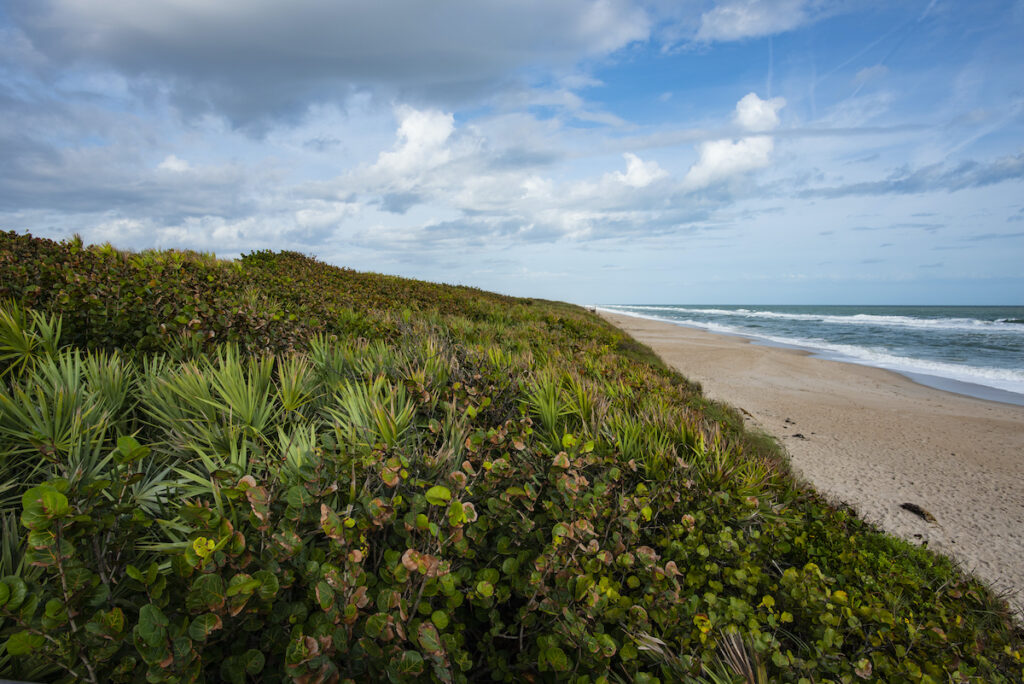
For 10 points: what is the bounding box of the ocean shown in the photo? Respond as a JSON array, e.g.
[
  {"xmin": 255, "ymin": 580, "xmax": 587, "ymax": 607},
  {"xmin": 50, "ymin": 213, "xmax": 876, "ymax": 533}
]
[{"xmin": 598, "ymin": 305, "xmax": 1024, "ymax": 407}]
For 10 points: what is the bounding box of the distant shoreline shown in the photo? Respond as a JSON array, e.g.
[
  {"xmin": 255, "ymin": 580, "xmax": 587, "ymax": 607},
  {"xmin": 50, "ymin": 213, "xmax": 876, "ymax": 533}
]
[
  {"xmin": 597, "ymin": 306, "xmax": 1024, "ymax": 408},
  {"xmin": 600, "ymin": 310, "xmax": 1024, "ymax": 619}
]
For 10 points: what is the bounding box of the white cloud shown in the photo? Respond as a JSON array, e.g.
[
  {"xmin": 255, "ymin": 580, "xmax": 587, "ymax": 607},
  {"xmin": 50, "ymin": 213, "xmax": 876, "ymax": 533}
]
[
  {"xmin": 683, "ymin": 92, "xmax": 785, "ymax": 188},
  {"xmin": 734, "ymin": 92, "xmax": 786, "ymax": 132},
  {"xmin": 373, "ymin": 107, "xmax": 455, "ymax": 178},
  {"xmin": 697, "ymin": 0, "xmax": 810, "ymax": 42},
  {"xmin": 614, "ymin": 153, "xmax": 668, "ymax": 187},
  {"xmin": 157, "ymin": 154, "xmax": 191, "ymax": 172},
  {"xmin": 684, "ymin": 136, "xmax": 774, "ymax": 188}
]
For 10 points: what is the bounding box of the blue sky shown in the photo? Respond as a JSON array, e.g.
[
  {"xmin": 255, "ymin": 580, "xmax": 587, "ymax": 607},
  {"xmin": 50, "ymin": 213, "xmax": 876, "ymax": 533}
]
[{"xmin": 1, "ymin": 0, "xmax": 1023, "ymax": 304}]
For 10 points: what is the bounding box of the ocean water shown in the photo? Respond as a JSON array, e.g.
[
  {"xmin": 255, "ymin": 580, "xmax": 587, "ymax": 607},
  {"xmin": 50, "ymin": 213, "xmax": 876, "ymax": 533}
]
[{"xmin": 599, "ymin": 305, "xmax": 1024, "ymax": 406}]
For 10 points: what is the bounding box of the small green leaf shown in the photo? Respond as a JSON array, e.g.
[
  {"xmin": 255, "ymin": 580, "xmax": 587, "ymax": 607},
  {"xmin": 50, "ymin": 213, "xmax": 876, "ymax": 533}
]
[
  {"xmin": 20, "ymin": 485, "xmax": 69, "ymax": 530},
  {"xmin": 395, "ymin": 650, "xmax": 425, "ymax": 675},
  {"xmin": 188, "ymin": 613, "xmax": 223, "ymax": 642},
  {"xmin": 596, "ymin": 633, "xmax": 617, "ymax": 657},
  {"xmin": 286, "ymin": 485, "xmax": 312, "ymax": 508},
  {"xmin": 447, "ymin": 500, "xmax": 466, "ymax": 526},
  {"xmin": 1, "ymin": 577, "xmax": 27, "ymax": 611},
  {"xmin": 115, "ymin": 435, "xmax": 150, "ymax": 463},
  {"xmin": 186, "ymin": 574, "xmax": 226, "ymax": 613},
  {"xmin": 243, "ymin": 649, "xmax": 265, "ymax": 675},
  {"xmin": 365, "ymin": 613, "xmax": 388, "ymax": 638},
  {"xmin": 226, "ymin": 574, "xmax": 261, "ymax": 597},
  {"xmin": 417, "ymin": 622, "xmax": 442, "ymax": 654},
  {"xmin": 44, "ymin": 598, "xmax": 64, "ymax": 618},
  {"xmin": 315, "ymin": 581, "xmax": 334, "ymax": 611},
  {"xmin": 545, "ymin": 646, "xmax": 569, "ymax": 671},
  {"xmin": 5, "ymin": 630, "xmax": 44, "ymax": 656},
  {"xmin": 476, "ymin": 581, "xmax": 494, "ymax": 598},
  {"xmin": 254, "ymin": 570, "xmax": 279, "ymax": 600},
  {"xmin": 425, "ymin": 486, "xmax": 452, "ymax": 506},
  {"xmin": 137, "ymin": 604, "xmax": 169, "ymax": 647},
  {"xmin": 430, "ymin": 610, "xmax": 450, "ymax": 630}
]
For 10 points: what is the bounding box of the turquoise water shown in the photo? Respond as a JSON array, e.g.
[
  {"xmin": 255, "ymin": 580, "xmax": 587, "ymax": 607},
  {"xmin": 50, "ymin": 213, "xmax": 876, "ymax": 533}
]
[{"xmin": 599, "ymin": 305, "xmax": 1024, "ymax": 406}]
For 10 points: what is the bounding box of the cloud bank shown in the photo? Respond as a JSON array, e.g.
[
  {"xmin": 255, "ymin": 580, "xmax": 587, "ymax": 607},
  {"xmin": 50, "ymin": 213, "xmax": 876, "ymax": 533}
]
[{"xmin": 8, "ymin": 0, "xmax": 651, "ymax": 125}]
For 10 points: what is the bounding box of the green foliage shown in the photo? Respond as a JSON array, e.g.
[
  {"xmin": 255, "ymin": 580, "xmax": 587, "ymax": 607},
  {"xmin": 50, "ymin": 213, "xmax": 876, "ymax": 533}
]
[{"xmin": 0, "ymin": 234, "xmax": 1021, "ymax": 682}]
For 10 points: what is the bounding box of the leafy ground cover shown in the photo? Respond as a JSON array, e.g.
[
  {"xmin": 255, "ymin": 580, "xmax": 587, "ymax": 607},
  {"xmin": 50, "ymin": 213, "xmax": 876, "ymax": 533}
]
[{"xmin": 0, "ymin": 231, "xmax": 1021, "ymax": 683}]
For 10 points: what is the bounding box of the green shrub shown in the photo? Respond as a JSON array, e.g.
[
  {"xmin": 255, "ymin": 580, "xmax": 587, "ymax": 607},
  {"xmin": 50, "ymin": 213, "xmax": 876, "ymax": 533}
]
[{"xmin": 0, "ymin": 235, "xmax": 1021, "ymax": 682}]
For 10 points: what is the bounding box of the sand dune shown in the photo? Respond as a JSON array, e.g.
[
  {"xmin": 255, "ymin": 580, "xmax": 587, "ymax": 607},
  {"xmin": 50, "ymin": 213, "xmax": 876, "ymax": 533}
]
[{"xmin": 601, "ymin": 311, "xmax": 1024, "ymax": 619}]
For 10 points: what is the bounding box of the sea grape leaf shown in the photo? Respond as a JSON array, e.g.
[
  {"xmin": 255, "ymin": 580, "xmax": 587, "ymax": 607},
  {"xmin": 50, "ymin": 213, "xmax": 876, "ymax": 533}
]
[
  {"xmin": 431, "ymin": 610, "xmax": 450, "ymax": 630},
  {"xmin": 226, "ymin": 574, "xmax": 261, "ymax": 597},
  {"xmin": 188, "ymin": 613, "xmax": 223, "ymax": 642},
  {"xmin": 545, "ymin": 646, "xmax": 569, "ymax": 671},
  {"xmin": 5, "ymin": 630, "xmax": 44, "ymax": 656},
  {"xmin": 447, "ymin": 500, "xmax": 465, "ymax": 526},
  {"xmin": 243, "ymin": 649, "xmax": 265, "ymax": 675},
  {"xmin": 395, "ymin": 650, "xmax": 425, "ymax": 676},
  {"xmin": 186, "ymin": 574, "xmax": 226, "ymax": 613},
  {"xmin": 417, "ymin": 622, "xmax": 444, "ymax": 656},
  {"xmin": 365, "ymin": 613, "xmax": 388, "ymax": 639},
  {"xmin": 254, "ymin": 570, "xmax": 279, "ymax": 600},
  {"xmin": 425, "ymin": 486, "xmax": 451, "ymax": 506},
  {"xmin": 315, "ymin": 581, "xmax": 334, "ymax": 611},
  {"xmin": 20, "ymin": 485, "xmax": 69, "ymax": 530},
  {"xmin": 286, "ymin": 485, "xmax": 313, "ymax": 508},
  {"xmin": 137, "ymin": 604, "xmax": 169, "ymax": 647}
]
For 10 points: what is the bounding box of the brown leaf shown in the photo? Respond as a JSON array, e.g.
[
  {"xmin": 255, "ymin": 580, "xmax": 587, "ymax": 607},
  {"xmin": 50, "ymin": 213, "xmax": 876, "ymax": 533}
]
[
  {"xmin": 854, "ymin": 658, "xmax": 872, "ymax": 679},
  {"xmin": 402, "ymin": 548, "xmax": 420, "ymax": 572},
  {"xmin": 351, "ymin": 586, "xmax": 369, "ymax": 608}
]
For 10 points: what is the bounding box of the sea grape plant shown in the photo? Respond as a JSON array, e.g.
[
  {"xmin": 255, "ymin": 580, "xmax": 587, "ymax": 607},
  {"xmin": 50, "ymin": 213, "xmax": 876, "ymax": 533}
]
[{"xmin": 0, "ymin": 236, "xmax": 1021, "ymax": 682}]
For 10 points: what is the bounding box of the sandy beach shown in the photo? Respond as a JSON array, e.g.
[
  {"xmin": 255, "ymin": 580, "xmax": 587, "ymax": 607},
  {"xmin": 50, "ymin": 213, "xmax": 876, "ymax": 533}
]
[{"xmin": 600, "ymin": 310, "xmax": 1024, "ymax": 618}]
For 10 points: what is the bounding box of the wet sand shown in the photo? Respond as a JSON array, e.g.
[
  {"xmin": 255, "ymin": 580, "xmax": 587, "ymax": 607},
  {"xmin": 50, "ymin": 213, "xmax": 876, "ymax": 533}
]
[{"xmin": 601, "ymin": 310, "xmax": 1024, "ymax": 617}]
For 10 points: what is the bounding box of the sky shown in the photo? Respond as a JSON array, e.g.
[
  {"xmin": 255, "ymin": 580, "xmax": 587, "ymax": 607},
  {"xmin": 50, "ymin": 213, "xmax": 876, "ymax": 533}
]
[{"xmin": 1, "ymin": 0, "xmax": 1023, "ymax": 305}]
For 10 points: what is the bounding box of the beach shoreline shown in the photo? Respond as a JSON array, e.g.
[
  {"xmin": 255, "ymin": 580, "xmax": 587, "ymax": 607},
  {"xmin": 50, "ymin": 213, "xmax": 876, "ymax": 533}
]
[
  {"xmin": 599, "ymin": 306, "xmax": 1024, "ymax": 407},
  {"xmin": 600, "ymin": 310, "xmax": 1024, "ymax": 618}
]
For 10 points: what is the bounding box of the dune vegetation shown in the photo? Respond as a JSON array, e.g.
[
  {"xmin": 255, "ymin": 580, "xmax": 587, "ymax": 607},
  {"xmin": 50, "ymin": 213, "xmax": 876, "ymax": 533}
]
[{"xmin": 0, "ymin": 230, "xmax": 1021, "ymax": 683}]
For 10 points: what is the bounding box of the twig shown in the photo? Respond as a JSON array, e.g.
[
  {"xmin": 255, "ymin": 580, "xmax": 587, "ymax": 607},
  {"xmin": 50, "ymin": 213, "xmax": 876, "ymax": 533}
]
[{"xmin": 55, "ymin": 524, "xmax": 99, "ymax": 684}]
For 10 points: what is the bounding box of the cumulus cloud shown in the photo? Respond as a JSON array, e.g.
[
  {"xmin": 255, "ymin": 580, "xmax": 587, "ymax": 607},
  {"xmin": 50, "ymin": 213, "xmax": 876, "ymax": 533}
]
[
  {"xmin": 684, "ymin": 136, "xmax": 774, "ymax": 188},
  {"xmin": 373, "ymin": 108, "xmax": 455, "ymax": 178},
  {"xmin": 683, "ymin": 92, "xmax": 785, "ymax": 188},
  {"xmin": 696, "ymin": 0, "xmax": 811, "ymax": 42},
  {"xmin": 613, "ymin": 153, "xmax": 669, "ymax": 188},
  {"xmin": 9, "ymin": 0, "xmax": 650, "ymax": 125},
  {"xmin": 734, "ymin": 92, "xmax": 786, "ymax": 132}
]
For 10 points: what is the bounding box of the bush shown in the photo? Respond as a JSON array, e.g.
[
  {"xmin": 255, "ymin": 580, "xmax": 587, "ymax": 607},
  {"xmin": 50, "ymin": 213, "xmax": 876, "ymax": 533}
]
[{"xmin": 0, "ymin": 234, "xmax": 1021, "ymax": 682}]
